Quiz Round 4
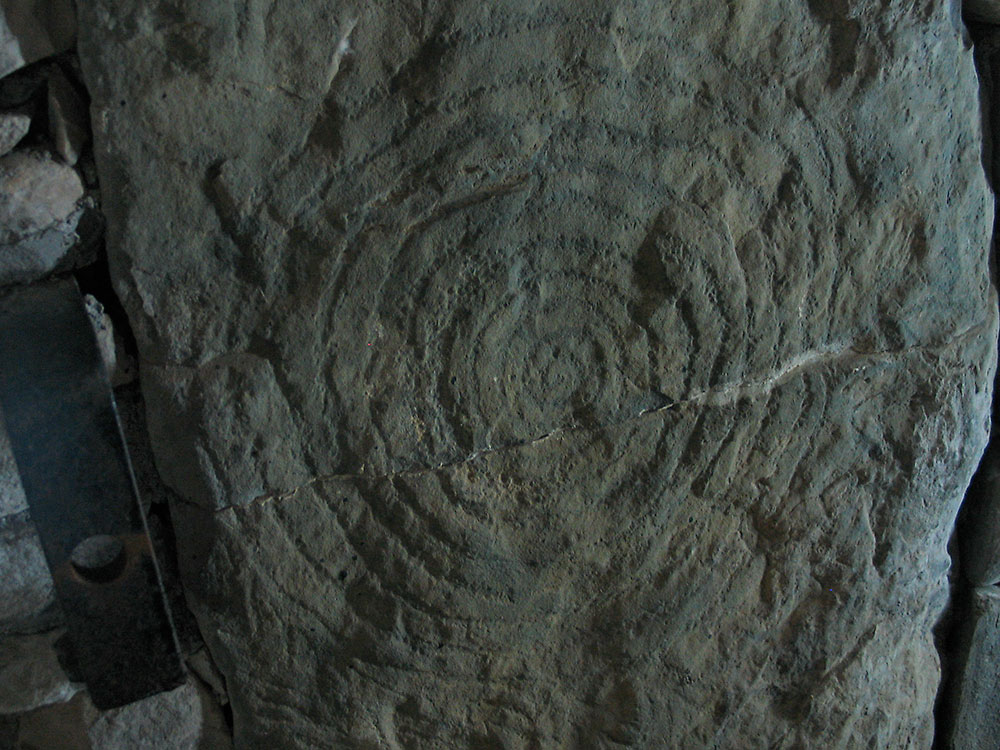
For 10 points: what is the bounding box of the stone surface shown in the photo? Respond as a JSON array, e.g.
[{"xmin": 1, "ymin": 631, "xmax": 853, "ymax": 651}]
[
  {"xmin": 87, "ymin": 680, "xmax": 221, "ymax": 750},
  {"xmin": 0, "ymin": 0, "xmax": 76, "ymax": 79},
  {"xmin": 12, "ymin": 683, "xmax": 221, "ymax": 750},
  {"xmin": 960, "ymin": 26, "xmax": 1000, "ymax": 588},
  {"xmin": 185, "ymin": 647, "xmax": 229, "ymax": 711},
  {"xmin": 84, "ymin": 293, "xmax": 118, "ymax": 379},
  {"xmin": 0, "ymin": 150, "xmax": 82, "ymax": 245},
  {"xmin": 945, "ymin": 587, "xmax": 1000, "ymax": 749},
  {"xmin": 0, "ymin": 150, "xmax": 91, "ymax": 286},
  {"xmin": 83, "ymin": 293, "xmax": 136, "ymax": 386},
  {"xmin": 78, "ymin": 0, "xmax": 995, "ymax": 746},
  {"xmin": 0, "ymin": 511, "xmax": 57, "ymax": 637},
  {"xmin": 47, "ymin": 66, "xmax": 88, "ymax": 166},
  {"xmin": 0, "ymin": 418, "xmax": 27, "ymax": 519},
  {"xmin": 0, "ymin": 109, "xmax": 30, "ymax": 158},
  {"xmin": 0, "ymin": 203, "xmax": 88, "ymax": 287},
  {"xmin": 7, "ymin": 675, "xmax": 231, "ymax": 749},
  {"xmin": 0, "ymin": 630, "xmax": 79, "ymax": 715},
  {"xmin": 0, "ymin": 197, "xmax": 103, "ymax": 288}
]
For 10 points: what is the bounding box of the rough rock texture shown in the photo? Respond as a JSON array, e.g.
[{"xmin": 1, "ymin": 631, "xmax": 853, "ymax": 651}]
[
  {"xmin": 0, "ymin": 510, "xmax": 56, "ymax": 636},
  {"xmin": 0, "ymin": 108, "xmax": 30, "ymax": 157},
  {"xmin": 86, "ymin": 680, "xmax": 226, "ymax": 750},
  {"xmin": 0, "ymin": 150, "xmax": 96, "ymax": 286},
  {"xmin": 0, "ymin": 630, "xmax": 80, "ymax": 715},
  {"xmin": 0, "ymin": 201, "xmax": 94, "ymax": 287},
  {"xmin": 944, "ymin": 587, "xmax": 1000, "ymax": 749},
  {"xmin": 0, "ymin": 150, "xmax": 82, "ymax": 244},
  {"xmin": 9, "ymin": 678, "xmax": 227, "ymax": 750},
  {"xmin": 960, "ymin": 22, "xmax": 1000, "ymax": 590},
  {"xmin": 0, "ymin": 423, "xmax": 26, "ymax": 518},
  {"xmin": 77, "ymin": 1, "xmax": 995, "ymax": 747}
]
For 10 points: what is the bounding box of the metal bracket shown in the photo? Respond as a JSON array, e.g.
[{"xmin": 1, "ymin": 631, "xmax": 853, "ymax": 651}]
[{"xmin": 0, "ymin": 279, "xmax": 184, "ymax": 709}]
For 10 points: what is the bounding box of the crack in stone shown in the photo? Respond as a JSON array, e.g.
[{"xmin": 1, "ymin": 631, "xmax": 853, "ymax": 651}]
[{"xmin": 198, "ymin": 318, "xmax": 992, "ymax": 515}]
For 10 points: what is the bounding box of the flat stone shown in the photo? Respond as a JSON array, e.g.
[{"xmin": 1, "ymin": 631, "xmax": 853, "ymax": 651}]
[
  {"xmin": 0, "ymin": 418, "xmax": 27, "ymax": 518},
  {"xmin": 0, "ymin": 203, "xmax": 89, "ymax": 287},
  {"xmin": 48, "ymin": 67, "xmax": 89, "ymax": 166},
  {"xmin": 87, "ymin": 682, "xmax": 208, "ymax": 750},
  {"xmin": 947, "ymin": 587, "xmax": 1000, "ymax": 749},
  {"xmin": 82, "ymin": 294, "xmax": 136, "ymax": 386},
  {"xmin": 0, "ymin": 148, "xmax": 95, "ymax": 285},
  {"xmin": 185, "ymin": 647, "xmax": 229, "ymax": 710},
  {"xmin": 0, "ymin": 196, "xmax": 103, "ymax": 287},
  {"xmin": 0, "ymin": 150, "xmax": 82, "ymax": 245},
  {"xmin": 0, "ymin": 108, "xmax": 30, "ymax": 157},
  {"xmin": 84, "ymin": 294, "xmax": 117, "ymax": 377},
  {"xmin": 0, "ymin": 0, "xmax": 76, "ymax": 79},
  {"xmin": 0, "ymin": 511, "xmax": 57, "ymax": 636},
  {"xmin": 13, "ymin": 676, "xmax": 232, "ymax": 750},
  {"xmin": 77, "ymin": 0, "xmax": 996, "ymax": 746},
  {"xmin": 0, "ymin": 630, "xmax": 80, "ymax": 714}
]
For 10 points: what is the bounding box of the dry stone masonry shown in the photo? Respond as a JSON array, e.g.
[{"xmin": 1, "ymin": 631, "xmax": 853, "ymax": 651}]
[
  {"xmin": 0, "ymin": 1, "xmax": 231, "ymax": 747},
  {"xmin": 934, "ymin": 13, "xmax": 1000, "ymax": 749}
]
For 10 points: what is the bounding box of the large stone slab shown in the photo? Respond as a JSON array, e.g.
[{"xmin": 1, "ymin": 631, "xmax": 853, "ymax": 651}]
[
  {"xmin": 0, "ymin": 511, "xmax": 56, "ymax": 636},
  {"xmin": 946, "ymin": 587, "xmax": 1000, "ymax": 749},
  {"xmin": 77, "ymin": 0, "xmax": 995, "ymax": 746},
  {"xmin": 0, "ymin": 630, "xmax": 79, "ymax": 714},
  {"xmin": 12, "ymin": 677, "xmax": 230, "ymax": 750}
]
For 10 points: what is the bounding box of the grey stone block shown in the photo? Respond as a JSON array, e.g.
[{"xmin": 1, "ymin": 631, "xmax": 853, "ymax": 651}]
[
  {"xmin": 0, "ymin": 109, "xmax": 30, "ymax": 158},
  {"xmin": 948, "ymin": 587, "xmax": 1000, "ymax": 749},
  {"xmin": 0, "ymin": 512, "xmax": 56, "ymax": 637},
  {"xmin": 0, "ymin": 630, "xmax": 80, "ymax": 715}
]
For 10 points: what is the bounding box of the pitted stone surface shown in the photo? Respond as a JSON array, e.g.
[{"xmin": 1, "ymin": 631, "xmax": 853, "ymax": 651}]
[{"xmin": 78, "ymin": 1, "xmax": 995, "ymax": 746}]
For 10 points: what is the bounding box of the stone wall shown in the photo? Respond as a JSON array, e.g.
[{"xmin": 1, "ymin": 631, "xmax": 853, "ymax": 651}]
[{"xmin": 0, "ymin": 3, "xmax": 231, "ymax": 747}]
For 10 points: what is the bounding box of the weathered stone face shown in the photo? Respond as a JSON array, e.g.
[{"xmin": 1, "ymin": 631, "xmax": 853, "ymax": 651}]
[
  {"xmin": 77, "ymin": 0, "xmax": 995, "ymax": 746},
  {"xmin": 946, "ymin": 587, "xmax": 1000, "ymax": 749}
]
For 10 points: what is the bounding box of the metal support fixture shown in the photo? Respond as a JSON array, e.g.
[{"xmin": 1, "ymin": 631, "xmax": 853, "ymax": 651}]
[{"xmin": 0, "ymin": 279, "xmax": 184, "ymax": 709}]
